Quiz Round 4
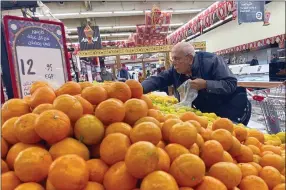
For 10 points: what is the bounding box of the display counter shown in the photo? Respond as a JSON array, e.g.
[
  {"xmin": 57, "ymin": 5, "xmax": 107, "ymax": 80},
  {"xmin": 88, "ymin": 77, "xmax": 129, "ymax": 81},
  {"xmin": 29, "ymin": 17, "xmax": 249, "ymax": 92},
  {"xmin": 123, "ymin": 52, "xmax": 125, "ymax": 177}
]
[{"xmin": 238, "ymin": 81, "xmax": 283, "ymax": 88}]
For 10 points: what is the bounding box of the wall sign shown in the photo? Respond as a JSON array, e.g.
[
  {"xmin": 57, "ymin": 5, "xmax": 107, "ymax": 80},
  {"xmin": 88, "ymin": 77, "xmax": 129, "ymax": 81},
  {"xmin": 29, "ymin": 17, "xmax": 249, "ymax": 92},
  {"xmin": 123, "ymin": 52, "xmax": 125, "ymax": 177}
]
[
  {"xmin": 3, "ymin": 16, "xmax": 71, "ymax": 98},
  {"xmin": 237, "ymin": 1, "xmax": 265, "ymax": 23}
]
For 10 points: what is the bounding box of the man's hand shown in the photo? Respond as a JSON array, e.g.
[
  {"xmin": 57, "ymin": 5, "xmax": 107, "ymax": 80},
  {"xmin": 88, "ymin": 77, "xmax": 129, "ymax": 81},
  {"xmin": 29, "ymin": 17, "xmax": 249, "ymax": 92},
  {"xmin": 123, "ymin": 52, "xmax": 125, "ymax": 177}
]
[{"xmin": 189, "ymin": 78, "xmax": 207, "ymax": 90}]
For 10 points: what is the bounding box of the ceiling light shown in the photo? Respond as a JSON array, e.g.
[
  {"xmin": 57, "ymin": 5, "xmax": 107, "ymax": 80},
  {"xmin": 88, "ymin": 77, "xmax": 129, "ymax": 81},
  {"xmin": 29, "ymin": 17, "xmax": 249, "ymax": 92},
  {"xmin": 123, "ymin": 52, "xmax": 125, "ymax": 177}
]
[
  {"xmin": 100, "ymin": 26, "xmax": 113, "ymax": 30},
  {"xmin": 67, "ymin": 35, "xmax": 78, "ymax": 39},
  {"xmin": 111, "ymin": 33, "xmax": 131, "ymax": 36},
  {"xmin": 81, "ymin": 12, "xmax": 112, "ymax": 15},
  {"xmin": 53, "ymin": 13, "xmax": 79, "ymax": 16},
  {"xmin": 169, "ymin": 23, "xmax": 184, "ymax": 26},
  {"xmin": 66, "ymin": 28, "xmax": 77, "ymax": 31},
  {"xmin": 174, "ymin": 9, "xmax": 203, "ymax": 13},
  {"xmin": 145, "ymin": 10, "xmax": 151, "ymax": 13},
  {"xmin": 162, "ymin": 10, "xmax": 174, "ymax": 13},
  {"xmin": 113, "ymin": 25, "xmax": 136, "ymax": 29},
  {"xmin": 114, "ymin": 11, "xmax": 143, "ymax": 14},
  {"xmin": 100, "ymin": 34, "xmax": 111, "ymax": 37}
]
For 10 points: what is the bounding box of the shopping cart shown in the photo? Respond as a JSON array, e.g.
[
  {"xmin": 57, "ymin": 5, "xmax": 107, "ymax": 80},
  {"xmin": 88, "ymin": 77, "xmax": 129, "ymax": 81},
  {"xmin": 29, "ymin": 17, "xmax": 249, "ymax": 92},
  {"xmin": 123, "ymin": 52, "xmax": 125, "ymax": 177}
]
[{"xmin": 247, "ymin": 84, "xmax": 286, "ymax": 134}]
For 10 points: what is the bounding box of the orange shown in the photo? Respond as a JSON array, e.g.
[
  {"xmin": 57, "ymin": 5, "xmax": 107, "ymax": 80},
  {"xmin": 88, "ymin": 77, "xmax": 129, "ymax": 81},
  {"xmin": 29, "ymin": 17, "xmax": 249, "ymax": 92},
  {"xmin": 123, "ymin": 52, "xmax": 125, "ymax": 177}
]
[
  {"xmin": 261, "ymin": 145, "xmax": 281, "ymax": 155},
  {"xmin": 74, "ymin": 114, "xmax": 104, "ymax": 145},
  {"xmin": 134, "ymin": 116, "xmax": 161, "ymax": 128},
  {"xmin": 210, "ymin": 129, "xmax": 233, "ymax": 151},
  {"xmin": 196, "ymin": 133, "xmax": 205, "ymax": 148},
  {"xmin": 125, "ymin": 79, "xmax": 143, "ymax": 98},
  {"xmin": 157, "ymin": 148, "xmax": 171, "ymax": 172},
  {"xmin": 247, "ymin": 145, "xmax": 261, "ymax": 156},
  {"xmin": 74, "ymin": 95, "xmax": 94, "ymax": 114},
  {"xmin": 165, "ymin": 114, "xmax": 179, "ymax": 120},
  {"xmin": 259, "ymin": 166, "xmax": 282, "ymax": 189},
  {"xmin": 235, "ymin": 145, "xmax": 253, "ymax": 163},
  {"xmin": 108, "ymin": 82, "xmax": 132, "ymax": 102},
  {"xmin": 105, "ymin": 122, "xmax": 132, "ymax": 137},
  {"xmin": 6, "ymin": 142, "xmax": 41, "ymax": 169},
  {"xmin": 157, "ymin": 141, "xmax": 166, "ymax": 149},
  {"xmin": 179, "ymin": 188, "xmax": 194, "ymax": 190},
  {"xmin": 100, "ymin": 133, "xmax": 131, "ymax": 165},
  {"xmin": 48, "ymin": 154, "xmax": 89, "ymax": 190},
  {"xmin": 86, "ymin": 159, "xmax": 109, "ymax": 183},
  {"xmin": 30, "ymin": 87, "xmax": 56, "ymax": 108},
  {"xmin": 124, "ymin": 99, "xmax": 148, "ymax": 125},
  {"xmin": 1, "ymin": 171, "xmax": 21, "ymax": 190},
  {"xmin": 95, "ymin": 98, "xmax": 125, "ymax": 125},
  {"xmin": 195, "ymin": 176, "xmax": 227, "ymax": 190},
  {"xmin": 273, "ymin": 183, "xmax": 286, "ymax": 190},
  {"xmin": 55, "ymin": 81, "xmax": 81, "ymax": 96},
  {"xmin": 14, "ymin": 113, "xmax": 41, "ymax": 144},
  {"xmin": 1, "ymin": 159, "xmax": 9, "ymax": 173},
  {"xmin": 1, "ymin": 99, "xmax": 30, "ymax": 123},
  {"xmin": 49, "ymin": 137, "xmax": 90, "ymax": 160},
  {"xmin": 162, "ymin": 118, "xmax": 183, "ymax": 142},
  {"xmin": 229, "ymin": 136, "xmax": 242, "ymax": 157},
  {"xmin": 187, "ymin": 120, "xmax": 202, "ymax": 133},
  {"xmin": 170, "ymin": 154, "xmax": 205, "ymax": 187},
  {"xmin": 189, "ymin": 143, "xmax": 200, "ymax": 156},
  {"xmin": 178, "ymin": 112, "xmax": 205, "ymax": 125},
  {"xmin": 14, "ymin": 147, "xmax": 52, "ymax": 182},
  {"xmin": 234, "ymin": 126, "xmax": 248, "ymax": 142},
  {"xmin": 222, "ymin": 151, "xmax": 234, "ymax": 162},
  {"xmin": 201, "ymin": 140, "xmax": 224, "ymax": 167},
  {"xmin": 125, "ymin": 141, "xmax": 159, "ymax": 178},
  {"xmin": 23, "ymin": 95, "xmax": 32, "ymax": 106},
  {"xmin": 130, "ymin": 122, "xmax": 162, "ymax": 145},
  {"xmin": 238, "ymin": 175, "xmax": 268, "ymax": 190},
  {"xmin": 35, "ymin": 110, "xmax": 70, "ymax": 144},
  {"xmin": 2, "ymin": 117, "xmax": 19, "ymax": 144},
  {"xmin": 30, "ymin": 81, "xmax": 51, "ymax": 95},
  {"xmin": 78, "ymin": 81, "xmax": 93, "ymax": 90},
  {"xmin": 165, "ymin": 143, "xmax": 190, "ymax": 162},
  {"xmin": 169, "ymin": 122, "xmax": 197, "ymax": 148},
  {"xmin": 141, "ymin": 171, "xmax": 179, "ymax": 190},
  {"xmin": 140, "ymin": 94, "xmax": 153, "ymax": 109},
  {"xmin": 83, "ymin": 182, "xmax": 104, "ymax": 190},
  {"xmin": 208, "ymin": 162, "xmax": 242, "ymax": 189},
  {"xmin": 248, "ymin": 129, "xmax": 265, "ymax": 143},
  {"xmin": 53, "ymin": 94, "xmax": 83, "ymax": 122},
  {"xmin": 253, "ymin": 154, "xmax": 262, "ymax": 164},
  {"xmin": 244, "ymin": 137, "xmax": 261, "ymax": 148},
  {"xmin": 260, "ymin": 153, "xmax": 284, "ymax": 172},
  {"xmin": 148, "ymin": 109, "xmax": 165, "ymax": 122},
  {"xmin": 180, "ymin": 112, "xmax": 198, "ymax": 122},
  {"xmin": 237, "ymin": 163, "xmax": 258, "ymax": 178},
  {"xmin": 212, "ymin": 118, "xmax": 234, "ymax": 133},
  {"xmin": 249, "ymin": 162, "xmax": 262, "ymax": 173},
  {"xmin": 262, "ymin": 151, "xmax": 275, "ymax": 156},
  {"xmin": 103, "ymin": 161, "xmax": 137, "ymax": 190},
  {"xmin": 15, "ymin": 182, "xmax": 44, "ymax": 190},
  {"xmin": 32, "ymin": 103, "xmax": 54, "ymax": 114},
  {"xmin": 46, "ymin": 179, "xmax": 57, "ymax": 190},
  {"xmin": 200, "ymin": 127, "xmax": 212, "ymax": 141},
  {"xmin": 81, "ymin": 85, "xmax": 108, "ymax": 105}
]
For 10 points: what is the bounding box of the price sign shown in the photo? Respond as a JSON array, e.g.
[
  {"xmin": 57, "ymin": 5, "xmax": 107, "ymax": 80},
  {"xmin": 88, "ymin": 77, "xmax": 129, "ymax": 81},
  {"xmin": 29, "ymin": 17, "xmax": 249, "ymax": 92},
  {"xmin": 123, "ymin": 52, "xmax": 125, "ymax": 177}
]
[{"xmin": 3, "ymin": 16, "xmax": 71, "ymax": 98}]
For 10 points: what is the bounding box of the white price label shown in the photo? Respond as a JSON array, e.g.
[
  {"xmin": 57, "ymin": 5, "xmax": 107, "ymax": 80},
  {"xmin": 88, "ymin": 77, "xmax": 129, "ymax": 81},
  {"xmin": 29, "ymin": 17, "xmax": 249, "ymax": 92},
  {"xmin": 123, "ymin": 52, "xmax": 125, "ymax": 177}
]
[{"xmin": 16, "ymin": 46, "xmax": 66, "ymax": 97}]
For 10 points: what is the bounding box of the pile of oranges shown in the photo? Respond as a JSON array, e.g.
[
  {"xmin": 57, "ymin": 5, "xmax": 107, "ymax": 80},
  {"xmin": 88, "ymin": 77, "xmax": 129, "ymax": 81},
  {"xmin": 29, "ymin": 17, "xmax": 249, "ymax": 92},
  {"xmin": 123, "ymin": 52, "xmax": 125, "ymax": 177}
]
[{"xmin": 1, "ymin": 80, "xmax": 285, "ymax": 190}]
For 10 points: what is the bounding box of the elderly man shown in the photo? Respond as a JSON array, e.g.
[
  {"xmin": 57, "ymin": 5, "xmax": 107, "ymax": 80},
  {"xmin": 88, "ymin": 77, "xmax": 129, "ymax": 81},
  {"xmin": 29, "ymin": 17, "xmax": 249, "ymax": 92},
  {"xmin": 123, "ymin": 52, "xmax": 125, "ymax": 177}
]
[{"xmin": 142, "ymin": 42, "xmax": 251, "ymax": 125}]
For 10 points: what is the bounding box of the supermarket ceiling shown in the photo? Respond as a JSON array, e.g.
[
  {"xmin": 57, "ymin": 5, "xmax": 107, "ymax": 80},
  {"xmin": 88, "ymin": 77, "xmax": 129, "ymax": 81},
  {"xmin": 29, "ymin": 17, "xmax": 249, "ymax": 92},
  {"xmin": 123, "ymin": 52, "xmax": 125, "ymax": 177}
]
[{"xmin": 2, "ymin": 1, "xmax": 214, "ymax": 43}]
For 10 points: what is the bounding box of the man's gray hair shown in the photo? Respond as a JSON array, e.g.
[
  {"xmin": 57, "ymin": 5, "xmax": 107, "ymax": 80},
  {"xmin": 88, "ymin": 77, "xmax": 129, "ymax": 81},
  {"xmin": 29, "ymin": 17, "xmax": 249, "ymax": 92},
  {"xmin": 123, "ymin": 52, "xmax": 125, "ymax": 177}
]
[{"xmin": 173, "ymin": 42, "xmax": 196, "ymax": 57}]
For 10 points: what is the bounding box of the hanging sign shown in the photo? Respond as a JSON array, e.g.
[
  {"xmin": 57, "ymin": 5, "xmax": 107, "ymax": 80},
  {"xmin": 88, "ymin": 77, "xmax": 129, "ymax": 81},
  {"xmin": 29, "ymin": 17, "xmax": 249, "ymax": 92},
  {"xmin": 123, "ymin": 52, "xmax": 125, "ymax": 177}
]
[
  {"xmin": 77, "ymin": 26, "xmax": 102, "ymax": 50},
  {"xmin": 3, "ymin": 16, "xmax": 71, "ymax": 98},
  {"xmin": 237, "ymin": 1, "xmax": 265, "ymax": 23}
]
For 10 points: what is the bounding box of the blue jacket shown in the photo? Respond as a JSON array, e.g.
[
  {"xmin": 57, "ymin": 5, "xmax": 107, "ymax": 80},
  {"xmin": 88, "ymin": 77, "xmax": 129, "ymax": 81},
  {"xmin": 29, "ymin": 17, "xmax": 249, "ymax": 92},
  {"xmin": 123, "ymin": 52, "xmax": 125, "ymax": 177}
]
[{"xmin": 142, "ymin": 52, "xmax": 251, "ymax": 124}]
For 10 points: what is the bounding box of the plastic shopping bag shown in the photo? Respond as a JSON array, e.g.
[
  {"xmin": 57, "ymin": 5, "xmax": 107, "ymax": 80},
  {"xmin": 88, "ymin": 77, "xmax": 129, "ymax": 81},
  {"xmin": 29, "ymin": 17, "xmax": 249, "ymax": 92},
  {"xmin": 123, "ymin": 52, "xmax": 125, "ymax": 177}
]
[{"xmin": 175, "ymin": 79, "xmax": 198, "ymax": 107}]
